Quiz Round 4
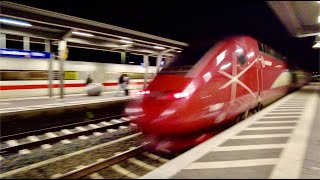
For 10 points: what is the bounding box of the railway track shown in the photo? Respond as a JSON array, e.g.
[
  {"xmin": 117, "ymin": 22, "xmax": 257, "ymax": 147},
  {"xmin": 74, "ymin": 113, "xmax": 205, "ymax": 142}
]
[
  {"xmin": 52, "ymin": 143, "xmax": 177, "ymax": 179},
  {"xmin": 0, "ymin": 115, "xmax": 137, "ymax": 155},
  {"xmin": 0, "ymin": 132, "xmax": 177, "ymax": 179}
]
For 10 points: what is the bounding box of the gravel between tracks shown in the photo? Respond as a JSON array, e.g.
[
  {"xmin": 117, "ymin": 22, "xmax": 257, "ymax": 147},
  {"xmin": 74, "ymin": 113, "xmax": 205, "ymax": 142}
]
[{"xmin": 1, "ymin": 126, "xmax": 144, "ymax": 178}]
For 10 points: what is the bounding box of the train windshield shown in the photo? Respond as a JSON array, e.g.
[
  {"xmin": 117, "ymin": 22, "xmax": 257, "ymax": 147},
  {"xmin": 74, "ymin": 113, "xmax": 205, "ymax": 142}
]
[{"xmin": 160, "ymin": 41, "xmax": 215, "ymax": 75}]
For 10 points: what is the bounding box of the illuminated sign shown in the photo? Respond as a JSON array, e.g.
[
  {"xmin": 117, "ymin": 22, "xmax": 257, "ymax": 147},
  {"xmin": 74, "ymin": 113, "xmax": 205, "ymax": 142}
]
[{"xmin": 0, "ymin": 48, "xmax": 51, "ymax": 58}]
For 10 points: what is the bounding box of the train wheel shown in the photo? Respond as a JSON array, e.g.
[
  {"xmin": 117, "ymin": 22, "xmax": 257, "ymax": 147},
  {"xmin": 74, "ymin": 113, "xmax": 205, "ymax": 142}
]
[
  {"xmin": 257, "ymin": 103, "xmax": 263, "ymax": 111},
  {"xmin": 235, "ymin": 114, "xmax": 242, "ymax": 123},
  {"xmin": 243, "ymin": 110, "xmax": 249, "ymax": 119}
]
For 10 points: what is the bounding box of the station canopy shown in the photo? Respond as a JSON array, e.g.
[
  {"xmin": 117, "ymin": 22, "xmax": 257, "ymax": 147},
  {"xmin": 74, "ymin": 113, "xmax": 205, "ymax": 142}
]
[
  {"xmin": 0, "ymin": 1, "xmax": 188, "ymax": 59},
  {"xmin": 267, "ymin": 1, "xmax": 320, "ymax": 40}
]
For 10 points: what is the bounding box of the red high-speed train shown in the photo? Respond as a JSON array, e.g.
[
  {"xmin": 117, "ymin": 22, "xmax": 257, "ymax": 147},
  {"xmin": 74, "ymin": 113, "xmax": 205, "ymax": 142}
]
[{"xmin": 125, "ymin": 35, "xmax": 311, "ymax": 152}]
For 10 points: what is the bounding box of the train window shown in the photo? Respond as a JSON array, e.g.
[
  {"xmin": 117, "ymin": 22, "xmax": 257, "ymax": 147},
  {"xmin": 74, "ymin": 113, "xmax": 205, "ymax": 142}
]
[
  {"xmin": 6, "ymin": 40, "xmax": 23, "ymax": 50},
  {"xmin": 0, "ymin": 70, "xmax": 79, "ymax": 81},
  {"xmin": 30, "ymin": 43, "xmax": 45, "ymax": 52},
  {"xmin": 238, "ymin": 54, "xmax": 246, "ymax": 65},
  {"xmin": 160, "ymin": 41, "xmax": 216, "ymax": 74}
]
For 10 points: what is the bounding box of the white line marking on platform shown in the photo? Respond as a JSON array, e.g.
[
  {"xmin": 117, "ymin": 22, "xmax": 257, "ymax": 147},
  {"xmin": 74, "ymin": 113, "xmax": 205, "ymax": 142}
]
[
  {"xmin": 255, "ymin": 120, "xmax": 298, "ymax": 124},
  {"xmin": 267, "ymin": 112, "xmax": 302, "ymax": 115},
  {"xmin": 270, "ymin": 93, "xmax": 318, "ymax": 178},
  {"xmin": 27, "ymin": 136, "xmax": 40, "ymax": 142},
  {"xmin": 41, "ymin": 144, "xmax": 52, "ymax": 149},
  {"xmin": 271, "ymin": 109, "xmax": 304, "ymax": 112},
  {"xmin": 185, "ymin": 158, "xmax": 278, "ymax": 169},
  {"xmin": 6, "ymin": 140, "xmax": 19, "ymax": 147},
  {"xmin": 212, "ymin": 144, "xmax": 286, "ymax": 152},
  {"xmin": 246, "ymin": 126, "xmax": 295, "ymax": 130},
  {"xmin": 128, "ymin": 158, "xmax": 156, "ymax": 171},
  {"xmin": 111, "ymin": 164, "xmax": 140, "ymax": 179},
  {"xmin": 231, "ymin": 134, "xmax": 291, "ymax": 139},
  {"xmin": 261, "ymin": 116, "xmax": 301, "ymax": 119}
]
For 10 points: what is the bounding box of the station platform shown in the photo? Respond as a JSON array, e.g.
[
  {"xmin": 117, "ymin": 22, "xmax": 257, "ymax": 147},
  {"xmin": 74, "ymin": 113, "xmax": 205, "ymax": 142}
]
[
  {"xmin": 142, "ymin": 82, "xmax": 320, "ymax": 179},
  {"xmin": 0, "ymin": 90, "xmax": 134, "ymax": 116}
]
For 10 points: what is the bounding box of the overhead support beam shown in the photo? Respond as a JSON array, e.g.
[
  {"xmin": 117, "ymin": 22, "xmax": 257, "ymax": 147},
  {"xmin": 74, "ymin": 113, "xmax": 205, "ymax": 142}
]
[
  {"xmin": 61, "ymin": 29, "xmax": 74, "ymax": 40},
  {"xmin": 1, "ymin": 2, "xmax": 188, "ymax": 48},
  {"xmin": 267, "ymin": 1, "xmax": 301, "ymax": 37},
  {"xmin": 23, "ymin": 36, "xmax": 30, "ymax": 50},
  {"xmin": 296, "ymin": 25, "xmax": 320, "ymax": 38},
  {"xmin": 0, "ymin": 34, "xmax": 6, "ymax": 48}
]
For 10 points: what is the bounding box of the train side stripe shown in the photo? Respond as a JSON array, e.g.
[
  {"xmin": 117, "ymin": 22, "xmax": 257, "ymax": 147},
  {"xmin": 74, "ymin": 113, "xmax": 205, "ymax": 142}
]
[{"xmin": 0, "ymin": 81, "xmax": 149, "ymax": 90}]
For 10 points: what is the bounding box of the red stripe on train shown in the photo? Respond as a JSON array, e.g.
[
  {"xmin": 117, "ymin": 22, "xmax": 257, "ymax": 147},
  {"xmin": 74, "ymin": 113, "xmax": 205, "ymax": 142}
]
[{"xmin": 0, "ymin": 82, "xmax": 148, "ymax": 90}]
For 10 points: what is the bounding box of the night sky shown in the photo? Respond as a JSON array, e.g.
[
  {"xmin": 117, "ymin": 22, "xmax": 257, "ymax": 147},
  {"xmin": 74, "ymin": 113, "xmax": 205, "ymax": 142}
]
[{"xmin": 9, "ymin": 0, "xmax": 319, "ymax": 72}]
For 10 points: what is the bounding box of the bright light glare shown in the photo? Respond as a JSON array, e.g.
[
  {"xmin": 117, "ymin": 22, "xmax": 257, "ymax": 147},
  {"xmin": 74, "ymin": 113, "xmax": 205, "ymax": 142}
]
[
  {"xmin": 216, "ymin": 50, "xmax": 226, "ymax": 66},
  {"xmin": 176, "ymin": 50, "xmax": 181, "ymax": 53},
  {"xmin": 173, "ymin": 91, "xmax": 190, "ymax": 99},
  {"xmin": 153, "ymin": 46, "xmax": 166, "ymax": 50},
  {"xmin": 312, "ymin": 42, "xmax": 320, "ymax": 48},
  {"xmin": 318, "ymin": 16, "xmax": 320, "ymax": 23},
  {"xmin": 247, "ymin": 51, "xmax": 255, "ymax": 58},
  {"xmin": 72, "ymin": 31, "xmax": 94, "ymax": 37},
  {"xmin": 136, "ymin": 90, "xmax": 150, "ymax": 95},
  {"xmin": 235, "ymin": 48, "xmax": 243, "ymax": 53},
  {"xmin": 0, "ymin": 18, "xmax": 32, "ymax": 27},
  {"xmin": 220, "ymin": 63, "xmax": 231, "ymax": 70},
  {"xmin": 202, "ymin": 72, "xmax": 212, "ymax": 82},
  {"xmin": 119, "ymin": 39, "xmax": 133, "ymax": 44}
]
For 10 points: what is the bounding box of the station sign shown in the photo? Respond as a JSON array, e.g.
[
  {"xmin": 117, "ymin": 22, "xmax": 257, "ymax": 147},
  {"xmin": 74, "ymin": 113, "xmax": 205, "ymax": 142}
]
[{"xmin": 0, "ymin": 48, "xmax": 51, "ymax": 59}]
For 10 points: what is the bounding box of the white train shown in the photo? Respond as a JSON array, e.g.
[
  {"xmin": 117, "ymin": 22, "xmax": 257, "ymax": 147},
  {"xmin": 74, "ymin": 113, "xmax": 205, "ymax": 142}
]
[{"xmin": 0, "ymin": 57, "xmax": 157, "ymax": 99}]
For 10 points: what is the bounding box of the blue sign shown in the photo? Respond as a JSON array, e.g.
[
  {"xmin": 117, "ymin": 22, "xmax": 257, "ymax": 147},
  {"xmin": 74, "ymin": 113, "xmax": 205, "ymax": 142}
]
[{"xmin": 0, "ymin": 48, "xmax": 51, "ymax": 59}]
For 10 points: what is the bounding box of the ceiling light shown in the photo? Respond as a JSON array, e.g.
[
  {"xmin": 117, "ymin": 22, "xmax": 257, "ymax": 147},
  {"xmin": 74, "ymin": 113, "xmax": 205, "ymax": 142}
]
[
  {"xmin": 72, "ymin": 31, "xmax": 94, "ymax": 37},
  {"xmin": 129, "ymin": 61, "xmax": 134, "ymax": 64},
  {"xmin": 318, "ymin": 16, "xmax": 320, "ymax": 23},
  {"xmin": 153, "ymin": 46, "xmax": 166, "ymax": 50},
  {"xmin": 176, "ymin": 50, "xmax": 182, "ymax": 53},
  {"xmin": 140, "ymin": 49, "xmax": 155, "ymax": 53},
  {"xmin": 312, "ymin": 42, "xmax": 320, "ymax": 48},
  {"xmin": 121, "ymin": 44, "xmax": 131, "ymax": 47},
  {"xmin": 119, "ymin": 39, "xmax": 133, "ymax": 44},
  {"xmin": 0, "ymin": 17, "xmax": 32, "ymax": 27}
]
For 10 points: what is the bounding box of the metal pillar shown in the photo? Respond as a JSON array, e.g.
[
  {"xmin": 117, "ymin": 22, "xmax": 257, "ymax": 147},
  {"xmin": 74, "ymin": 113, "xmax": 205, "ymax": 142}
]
[
  {"xmin": 121, "ymin": 52, "xmax": 126, "ymax": 64},
  {"xmin": 45, "ymin": 40, "xmax": 53, "ymax": 98},
  {"xmin": 23, "ymin": 36, "xmax": 30, "ymax": 50},
  {"xmin": 58, "ymin": 40, "xmax": 67, "ymax": 99},
  {"xmin": 156, "ymin": 53, "xmax": 163, "ymax": 74},
  {"xmin": 0, "ymin": 34, "xmax": 6, "ymax": 48},
  {"xmin": 143, "ymin": 55, "xmax": 149, "ymax": 89}
]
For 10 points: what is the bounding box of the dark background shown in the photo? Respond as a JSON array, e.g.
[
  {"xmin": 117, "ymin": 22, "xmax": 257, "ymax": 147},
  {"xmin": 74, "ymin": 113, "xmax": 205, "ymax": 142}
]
[{"xmin": 8, "ymin": 0, "xmax": 319, "ymax": 72}]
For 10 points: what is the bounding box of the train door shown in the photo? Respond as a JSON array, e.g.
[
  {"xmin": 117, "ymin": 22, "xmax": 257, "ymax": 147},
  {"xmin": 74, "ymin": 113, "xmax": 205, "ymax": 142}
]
[
  {"xmin": 255, "ymin": 52, "xmax": 264, "ymax": 108},
  {"xmin": 234, "ymin": 39, "xmax": 258, "ymax": 111}
]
